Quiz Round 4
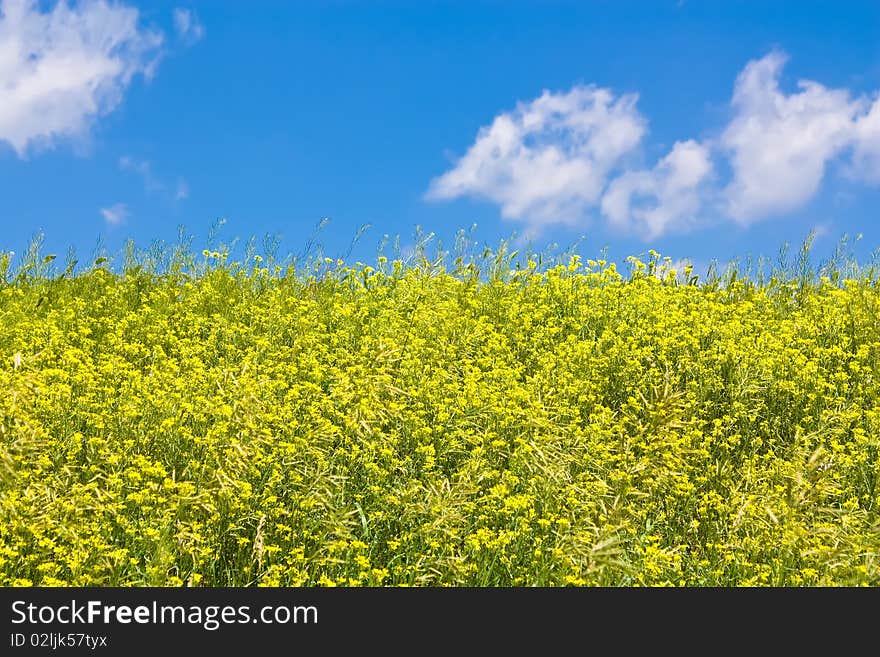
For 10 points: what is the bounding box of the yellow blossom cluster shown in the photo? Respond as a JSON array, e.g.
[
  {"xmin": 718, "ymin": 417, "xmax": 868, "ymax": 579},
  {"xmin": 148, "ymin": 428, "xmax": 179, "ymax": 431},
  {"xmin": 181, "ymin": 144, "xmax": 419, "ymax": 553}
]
[{"xmin": 0, "ymin": 248, "xmax": 878, "ymax": 586}]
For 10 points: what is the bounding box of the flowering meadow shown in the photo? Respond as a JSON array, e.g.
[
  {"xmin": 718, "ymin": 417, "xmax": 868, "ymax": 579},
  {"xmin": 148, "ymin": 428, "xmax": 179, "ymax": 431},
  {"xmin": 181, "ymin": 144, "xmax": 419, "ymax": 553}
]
[{"xmin": 1, "ymin": 236, "xmax": 879, "ymax": 586}]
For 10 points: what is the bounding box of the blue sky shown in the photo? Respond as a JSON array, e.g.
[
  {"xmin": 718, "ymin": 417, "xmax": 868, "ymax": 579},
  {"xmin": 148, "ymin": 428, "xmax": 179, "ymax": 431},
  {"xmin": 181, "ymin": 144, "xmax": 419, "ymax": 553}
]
[{"xmin": 2, "ymin": 1, "xmax": 880, "ymax": 270}]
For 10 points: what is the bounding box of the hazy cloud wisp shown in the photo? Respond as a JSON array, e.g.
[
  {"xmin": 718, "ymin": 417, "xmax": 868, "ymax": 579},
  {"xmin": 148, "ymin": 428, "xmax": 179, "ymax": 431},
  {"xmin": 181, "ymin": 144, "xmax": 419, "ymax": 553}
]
[
  {"xmin": 172, "ymin": 8, "xmax": 203, "ymax": 45},
  {"xmin": 100, "ymin": 202, "xmax": 129, "ymax": 226},
  {"xmin": 119, "ymin": 154, "xmax": 189, "ymax": 203}
]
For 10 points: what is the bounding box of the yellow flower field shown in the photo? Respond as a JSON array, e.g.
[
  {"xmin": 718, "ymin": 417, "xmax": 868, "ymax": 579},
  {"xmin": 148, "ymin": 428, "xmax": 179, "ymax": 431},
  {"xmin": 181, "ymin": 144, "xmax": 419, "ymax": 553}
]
[{"xmin": 1, "ymin": 243, "xmax": 878, "ymax": 586}]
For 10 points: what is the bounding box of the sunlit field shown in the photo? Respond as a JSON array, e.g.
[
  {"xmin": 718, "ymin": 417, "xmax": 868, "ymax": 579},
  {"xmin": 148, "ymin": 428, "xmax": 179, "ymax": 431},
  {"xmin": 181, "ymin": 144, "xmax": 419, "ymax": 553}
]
[{"xmin": 1, "ymin": 233, "xmax": 878, "ymax": 586}]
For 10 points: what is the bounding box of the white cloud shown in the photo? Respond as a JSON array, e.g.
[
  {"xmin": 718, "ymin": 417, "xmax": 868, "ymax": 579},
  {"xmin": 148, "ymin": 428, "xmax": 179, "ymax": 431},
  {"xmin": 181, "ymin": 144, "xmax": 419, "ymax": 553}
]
[
  {"xmin": 0, "ymin": 0, "xmax": 163, "ymax": 156},
  {"xmin": 172, "ymin": 8, "xmax": 203, "ymax": 45},
  {"xmin": 601, "ymin": 139, "xmax": 712, "ymax": 239},
  {"xmin": 428, "ymin": 51, "xmax": 880, "ymax": 240},
  {"xmin": 100, "ymin": 202, "xmax": 128, "ymax": 225},
  {"xmin": 851, "ymin": 96, "xmax": 880, "ymax": 183},
  {"xmin": 426, "ymin": 85, "xmax": 647, "ymax": 229},
  {"xmin": 720, "ymin": 51, "xmax": 864, "ymax": 223}
]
